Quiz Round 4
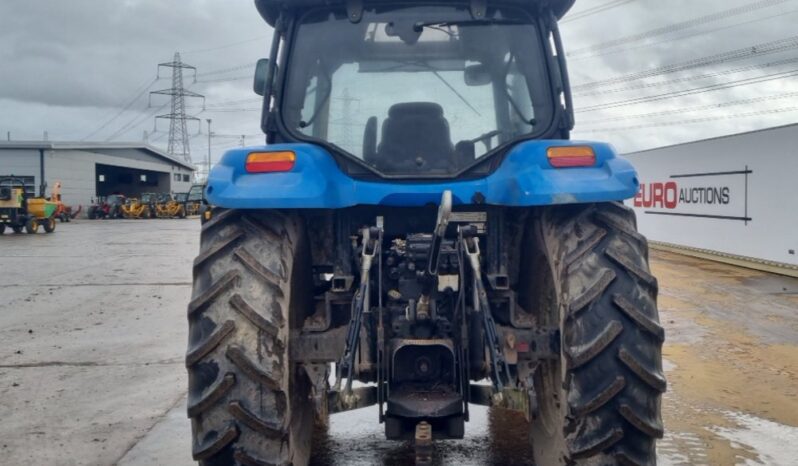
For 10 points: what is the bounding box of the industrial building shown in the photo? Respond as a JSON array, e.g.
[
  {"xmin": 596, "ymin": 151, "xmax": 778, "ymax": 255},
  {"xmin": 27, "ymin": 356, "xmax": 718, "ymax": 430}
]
[
  {"xmin": 0, "ymin": 141, "xmax": 195, "ymax": 209},
  {"xmin": 625, "ymin": 123, "xmax": 798, "ymax": 277}
]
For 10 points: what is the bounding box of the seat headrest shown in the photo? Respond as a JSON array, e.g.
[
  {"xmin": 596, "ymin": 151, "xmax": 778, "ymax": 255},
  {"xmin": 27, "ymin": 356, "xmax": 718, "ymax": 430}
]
[{"xmin": 388, "ymin": 102, "xmax": 444, "ymax": 119}]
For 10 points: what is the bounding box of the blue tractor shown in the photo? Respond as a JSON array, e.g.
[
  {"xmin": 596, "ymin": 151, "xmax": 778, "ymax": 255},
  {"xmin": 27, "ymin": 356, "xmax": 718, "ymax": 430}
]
[{"xmin": 186, "ymin": 0, "xmax": 665, "ymax": 464}]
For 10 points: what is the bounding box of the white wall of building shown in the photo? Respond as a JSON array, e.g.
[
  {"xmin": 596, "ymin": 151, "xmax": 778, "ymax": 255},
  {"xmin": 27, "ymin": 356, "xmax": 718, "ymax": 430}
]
[
  {"xmin": 0, "ymin": 146, "xmax": 194, "ymax": 209},
  {"xmin": 0, "ymin": 149, "xmax": 36, "ymax": 180},
  {"xmin": 625, "ymin": 124, "xmax": 798, "ymax": 267}
]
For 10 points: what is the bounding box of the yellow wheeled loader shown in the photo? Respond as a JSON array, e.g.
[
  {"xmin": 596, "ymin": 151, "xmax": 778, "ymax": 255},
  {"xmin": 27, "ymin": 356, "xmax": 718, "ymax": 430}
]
[
  {"xmin": 120, "ymin": 198, "xmax": 151, "ymax": 219},
  {"xmin": 154, "ymin": 194, "xmax": 186, "ymax": 218}
]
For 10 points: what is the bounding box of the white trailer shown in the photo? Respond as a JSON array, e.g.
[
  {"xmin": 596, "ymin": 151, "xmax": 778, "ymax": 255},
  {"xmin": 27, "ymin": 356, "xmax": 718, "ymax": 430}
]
[{"xmin": 625, "ymin": 123, "xmax": 798, "ymax": 275}]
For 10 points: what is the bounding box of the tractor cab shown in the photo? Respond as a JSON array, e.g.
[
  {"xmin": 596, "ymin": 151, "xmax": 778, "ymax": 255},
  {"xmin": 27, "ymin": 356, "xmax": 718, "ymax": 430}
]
[{"xmin": 254, "ymin": 0, "xmax": 575, "ymax": 178}]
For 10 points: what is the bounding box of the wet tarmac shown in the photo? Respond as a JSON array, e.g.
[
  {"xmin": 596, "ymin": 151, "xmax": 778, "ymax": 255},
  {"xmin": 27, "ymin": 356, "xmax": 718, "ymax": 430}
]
[
  {"xmin": 309, "ymin": 404, "xmax": 537, "ymax": 466},
  {"xmin": 1, "ymin": 220, "xmax": 797, "ymax": 465}
]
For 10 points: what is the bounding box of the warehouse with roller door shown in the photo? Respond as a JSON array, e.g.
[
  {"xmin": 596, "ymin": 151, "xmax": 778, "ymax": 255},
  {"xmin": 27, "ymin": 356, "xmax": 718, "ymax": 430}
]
[
  {"xmin": 0, "ymin": 141, "xmax": 195, "ymax": 210},
  {"xmin": 625, "ymin": 123, "xmax": 798, "ymax": 277}
]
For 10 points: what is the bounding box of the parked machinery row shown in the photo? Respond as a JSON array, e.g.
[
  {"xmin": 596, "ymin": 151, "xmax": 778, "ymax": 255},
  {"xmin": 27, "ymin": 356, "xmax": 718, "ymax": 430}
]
[
  {"xmin": 87, "ymin": 184, "xmax": 211, "ymax": 221},
  {"xmin": 1, "ymin": 178, "xmax": 210, "ymax": 233}
]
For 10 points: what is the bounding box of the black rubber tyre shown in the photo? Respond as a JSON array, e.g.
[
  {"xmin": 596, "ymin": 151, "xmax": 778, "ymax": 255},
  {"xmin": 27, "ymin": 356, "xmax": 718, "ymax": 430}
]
[
  {"xmin": 12, "ymin": 225, "xmax": 23, "ymax": 234},
  {"xmin": 524, "ymin": 202, "xmax": 665, "ymax": 466},
  {"xmin": 0, "ymin": 224, "xmax": 5, "ymax": 235},
  {"xmin": 25, "ymin": 218, "xmax": 39, "ymax": 234},
  {"xmin": 187, "ymin": 209, "xmax": 315, "ymax": 466},
  {"xmin": 43, "ymin": 217, "xmax": 56, "ymax": 233}
]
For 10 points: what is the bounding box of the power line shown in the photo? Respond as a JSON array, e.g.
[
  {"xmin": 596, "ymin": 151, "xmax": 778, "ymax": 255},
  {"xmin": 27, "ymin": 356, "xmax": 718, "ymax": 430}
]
[
  {"xmin": 562, "ymin": 0, "xmax": 635, "ymax": 23},
  {"xmin": 196, "ymin": 63, "xmax": 255, "ymax": 78},
  {"xmin": 578, "ymin": 90, "xmax": 798, "ymax": 124},
  {"xmin": 200, "ymin": 108, "xmax": 261, "ymax": 113},
  {"xmin": 212, "ymin": 133, "xmax": 263, "ymax": 139},
  {"xmin": 195, "ymin": 75, "xmax": 252, "ymax": 84},
  {"xmin": 182, "ymin": 36, "xmax": 269, "ymax": 55},
  {"xmin": 578, "ymin": 67, "xmax": 798, "ymax": 112},
  {"xmin": 105, "ymin": 101, "xmax": 169, "ymax": 141},
  {"xmin": 567, "ymin": 0, "xmax": 795, "ymax": 56},
  {"xmin": 149, "ymin": 131, "xmax": 168, "ymax": 143},
  {"xmin": 574, "ymin": 55, "xmax": 798, "ymax": 97},
  {"xmin": 82, "ymin": 76, "xmax": 159, "ymax": 140},
  {"xmin": 570, "ymin": 6, "xmax": 798, "ymax": 62},
  {"xmin": 103, "ymin": 84, "xmax": 204, "ymax": 143},
  {"xmin": 572, "ymin": 34, "xmax": 798, "ymax": 90},
  {"xmin": 204, "ymin": 97, "xmax": 261, "ymax": 107},
  {"xmin": 578, "ymin": 105, "xmax": 798, "ymax": 133}
]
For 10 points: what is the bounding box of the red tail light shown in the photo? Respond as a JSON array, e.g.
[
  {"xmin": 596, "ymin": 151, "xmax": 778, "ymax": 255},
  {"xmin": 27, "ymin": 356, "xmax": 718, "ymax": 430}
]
[
  {"xmin": 547, "ymin": 146, "xmax": 596, "ymax": 168},
  {"xmin": 245, "ymin": 151, "xmax": 296, "ymax": 173}
]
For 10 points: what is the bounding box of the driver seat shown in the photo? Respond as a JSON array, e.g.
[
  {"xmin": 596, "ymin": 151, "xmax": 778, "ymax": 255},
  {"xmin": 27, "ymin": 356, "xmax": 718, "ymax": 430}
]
[{"xmin": 376, "ymin": 102, "xmax": 455, "ymax": 173}]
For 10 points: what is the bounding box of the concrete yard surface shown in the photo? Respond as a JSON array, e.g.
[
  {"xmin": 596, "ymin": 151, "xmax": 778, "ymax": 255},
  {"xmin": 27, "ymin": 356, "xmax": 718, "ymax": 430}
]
[
  {"xmin": 0, "ymin": 220, "xmax": 194, "ymax": 466},
  {"xmin": 1, "ymin": 219, "xmax": 797, "ymax": 465}
]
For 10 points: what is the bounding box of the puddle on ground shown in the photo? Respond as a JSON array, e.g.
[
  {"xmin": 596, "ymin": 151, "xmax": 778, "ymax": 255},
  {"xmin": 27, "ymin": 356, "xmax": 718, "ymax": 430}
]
[
  {"xmin": 309, "ymin": 405, "xmax": 535, "ymax": 466},
  {"xmin": 708, "ymin": 411, "xmax": 798, "ymax": 466},
  {"xmin": 658, "ymin": 430, "xmax": 710, "ymax": 466},
  {"xmin": 662, "ymin": 358, "xmax": 678, "ymax": 372}
]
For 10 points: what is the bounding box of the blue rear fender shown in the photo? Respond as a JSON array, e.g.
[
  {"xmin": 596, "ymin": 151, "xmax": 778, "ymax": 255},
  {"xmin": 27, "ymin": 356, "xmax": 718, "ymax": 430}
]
[{"xmin": 206, "ymin": 140, "xmax": 638, "ymax": 209}]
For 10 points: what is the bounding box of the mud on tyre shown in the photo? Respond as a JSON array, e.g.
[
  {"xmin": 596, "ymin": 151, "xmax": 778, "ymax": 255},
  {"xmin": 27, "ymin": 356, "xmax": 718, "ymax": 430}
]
[
  {"xmin": 523, "ymin": 202, "xmax": 665, "ymax": 466},
  {"xmin": 187, "ymin": 209, "xmax": 314, "ymax": 465}
]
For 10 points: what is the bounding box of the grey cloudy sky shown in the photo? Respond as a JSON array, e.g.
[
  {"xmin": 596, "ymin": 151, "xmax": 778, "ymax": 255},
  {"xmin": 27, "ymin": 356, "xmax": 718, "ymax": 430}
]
[{"xmin": 1, "ymin": 0, "xmax": 797, "ymax": 164}]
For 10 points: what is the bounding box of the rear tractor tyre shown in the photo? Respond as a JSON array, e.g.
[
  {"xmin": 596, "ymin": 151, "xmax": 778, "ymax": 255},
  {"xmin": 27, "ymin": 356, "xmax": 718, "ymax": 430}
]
[
  {"xmin": 525, "ymin": 202, "xmax": 665, "ymax": 466},
  {"xmin": 187, "ymin": 209, "xmax": 315, "ymax": 466},
  {"xmin": 25, "ymin": 218, "xmax": 39, "ymax": 234},
  {"xmin": 43, "ymin": 217, "xmax": 56, "ymax": 233}
]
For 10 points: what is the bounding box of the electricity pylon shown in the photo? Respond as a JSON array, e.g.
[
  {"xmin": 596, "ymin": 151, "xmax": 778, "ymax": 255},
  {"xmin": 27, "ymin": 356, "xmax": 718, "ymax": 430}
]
[{"xmin": 150, "ymin": 53, "xmax": 204, "ymax": 163}]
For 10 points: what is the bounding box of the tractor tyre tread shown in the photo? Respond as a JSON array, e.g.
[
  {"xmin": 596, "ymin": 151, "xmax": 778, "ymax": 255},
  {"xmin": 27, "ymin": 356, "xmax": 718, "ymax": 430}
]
[
  {"xmin": 540, "ymin": 202, "xmax": 664, "ymax": 465},
  {"xmin": 187, "ymin": 209, "xmax": 312, "ymax": 466}
]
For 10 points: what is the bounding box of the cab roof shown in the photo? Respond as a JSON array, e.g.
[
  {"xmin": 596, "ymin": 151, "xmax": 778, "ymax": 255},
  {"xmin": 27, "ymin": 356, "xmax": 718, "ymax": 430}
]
[{"xmin": 254, "ymin": 0, "xmax": 576, "ymax": 26}]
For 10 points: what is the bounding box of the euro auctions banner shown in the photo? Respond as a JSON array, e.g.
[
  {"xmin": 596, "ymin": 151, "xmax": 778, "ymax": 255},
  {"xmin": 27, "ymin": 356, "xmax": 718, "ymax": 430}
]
[
  {"xmin": 634, "ymin": 169, "xmax": 749, "ymax": 222},
  {"xmin": 624, "ymin": 124, "xmax": 798, "ymax": 267}
]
